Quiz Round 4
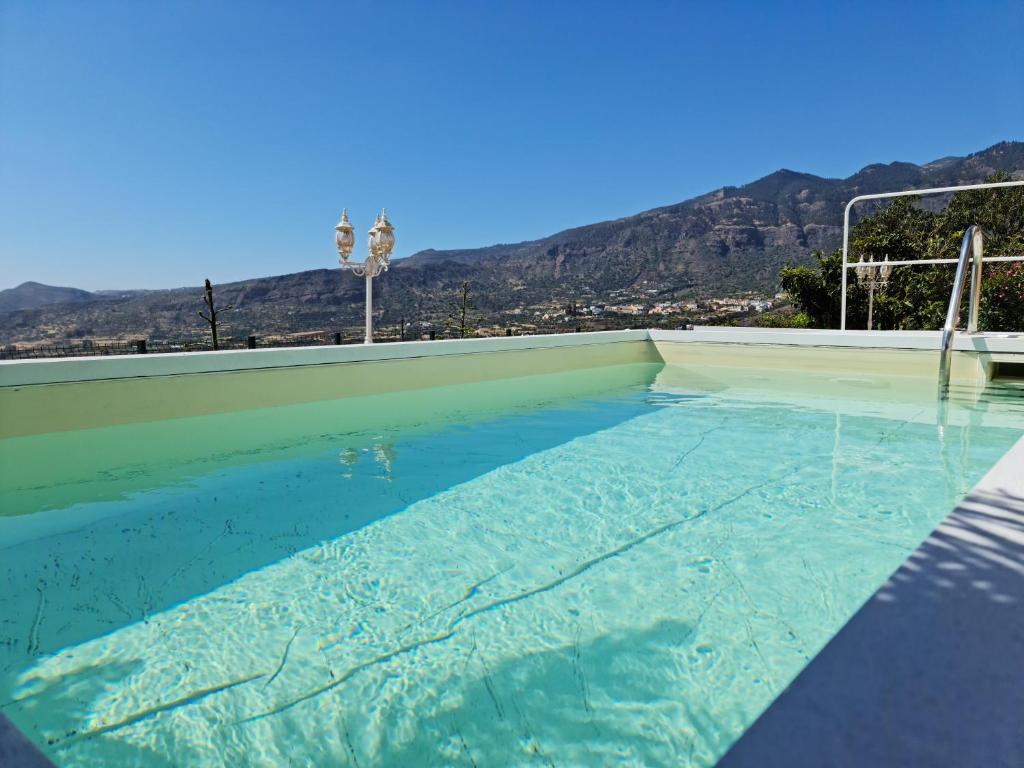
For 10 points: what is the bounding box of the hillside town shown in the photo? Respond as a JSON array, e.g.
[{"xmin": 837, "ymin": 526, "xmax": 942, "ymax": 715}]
[{"xmin": 475, "ymin": 289, "xmax": 784, "ymax": 337}]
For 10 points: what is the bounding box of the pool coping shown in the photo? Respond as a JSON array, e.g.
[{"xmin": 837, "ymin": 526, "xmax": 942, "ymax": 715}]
[
  {"xmin": 651, "ymin": 327, "xmax": 1024, "ymax": 353},
  {"xmin": 0, "ymin": 330, "xmax": 652, "ymax": 387},
  {"xmin": 5, "ymin": 327, "xmax": 1024, "ymax": 388},
  {"xmin": 717, "ymin": 432, "xmax": 1024, "ymax": 768}
]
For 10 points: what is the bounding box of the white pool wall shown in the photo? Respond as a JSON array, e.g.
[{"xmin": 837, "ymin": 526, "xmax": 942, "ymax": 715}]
[{"xmin": 4, "ymin": 327, "xmax": 1024, "ymax": 438}]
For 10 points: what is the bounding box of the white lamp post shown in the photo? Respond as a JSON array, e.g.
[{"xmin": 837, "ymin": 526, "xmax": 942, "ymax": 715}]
[
  {"xmin": 335, "ymin": 208, "xmax": 396, "ymax": 344},
  {"xmin": 855, "ymin": 254, "xmax": 892, "ymax": 331}
]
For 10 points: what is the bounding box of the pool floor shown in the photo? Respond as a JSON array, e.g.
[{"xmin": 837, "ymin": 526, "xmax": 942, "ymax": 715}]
[{"xmin": 1, "ymin": 363, "xmax": 1021, "ymax": 766}]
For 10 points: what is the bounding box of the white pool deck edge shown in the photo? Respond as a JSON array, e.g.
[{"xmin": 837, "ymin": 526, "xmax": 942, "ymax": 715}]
[
  {"xmin": 719, "ymin": 432, "xmax": 1024, "ymax": 768},
  {"xmin": 4, "ymin": 327, "xmax": 1024, "ymax": 388},
  {"xmin": 0, "ymin": 330, "xmax": 652, "ymax": 387},
  {"xmin": 652, "ymin": 326, "xmax": 1024, "ymax": 354}
]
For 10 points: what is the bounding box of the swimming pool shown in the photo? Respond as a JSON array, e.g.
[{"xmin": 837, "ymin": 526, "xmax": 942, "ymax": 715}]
[{"xmin": 2, "ymin": 358, "xmax": 1022, "ymax": 766}]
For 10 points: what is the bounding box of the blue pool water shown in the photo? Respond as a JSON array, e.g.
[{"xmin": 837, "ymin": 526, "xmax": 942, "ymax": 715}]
[{"xmin": 1, "ymin": 362, "xmax": 1021, "ymax": 766}]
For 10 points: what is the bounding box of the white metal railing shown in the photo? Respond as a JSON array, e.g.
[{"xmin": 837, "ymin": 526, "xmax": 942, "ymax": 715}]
[{"xmin": 840, "ymin": 179, "xmax": 1024, "ymax": 330}]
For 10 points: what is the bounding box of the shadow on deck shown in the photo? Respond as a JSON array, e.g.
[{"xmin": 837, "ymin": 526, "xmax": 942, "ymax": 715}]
[{"xmin": 719, "ymin": 484, "xmax": 1024, "ymax": 767}]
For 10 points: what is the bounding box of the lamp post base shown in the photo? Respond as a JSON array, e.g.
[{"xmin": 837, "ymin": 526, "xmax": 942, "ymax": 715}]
[{"xmin": 364, "ymin": 273, "xmax": 373, "ymax": 344}]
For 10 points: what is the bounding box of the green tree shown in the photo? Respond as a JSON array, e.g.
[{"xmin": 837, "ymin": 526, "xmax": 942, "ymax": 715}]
[
  {"xmin": 779, "ymin": 174, "xmax": 1024, "ymax": 331},
  {"xmin": 779, "ymin": 250, "xmax": 858, "ymax": 330},
  {"xmin": 749, "ymin": 310, "xmax": 810, "ymax": 328}
]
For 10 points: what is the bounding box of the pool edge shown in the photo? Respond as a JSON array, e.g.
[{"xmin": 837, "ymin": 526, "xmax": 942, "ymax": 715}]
[{"xmin": 0, "ymin": 713, "xmax": 55, "ymax": 768}]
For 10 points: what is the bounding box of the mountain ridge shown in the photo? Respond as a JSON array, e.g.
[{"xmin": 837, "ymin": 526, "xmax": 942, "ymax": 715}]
[
  {"xmin": 398, "ymin": 141, "xmax": 1023, "ymax": 276},
  {"xmin": 3, "ymin": 141, "xmax": 1022, "ymax": 343},
  {"xmin": 0, "ymin": 282, "xmax": 98, "ymax": 313}
]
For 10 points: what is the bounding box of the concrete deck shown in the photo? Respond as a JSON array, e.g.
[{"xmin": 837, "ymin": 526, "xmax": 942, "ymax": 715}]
[
  {"xmin": 719, "ymin": 434, "xmax": 1024, "ymax": 768},
  {"xmin": 0, "ymin": 714, "xmax": 55, "ymax": 767}
]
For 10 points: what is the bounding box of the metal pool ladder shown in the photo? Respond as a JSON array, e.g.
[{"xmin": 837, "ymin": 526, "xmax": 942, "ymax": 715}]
[{"xmin": 938, "ymin": 226, "xmax": 984, "ymax": 398}]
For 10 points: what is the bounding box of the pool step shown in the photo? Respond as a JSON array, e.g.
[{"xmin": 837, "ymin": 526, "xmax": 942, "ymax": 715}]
[{"xmin": 944, "ymin": 379, "xmax": 1024, "ymax": 423}]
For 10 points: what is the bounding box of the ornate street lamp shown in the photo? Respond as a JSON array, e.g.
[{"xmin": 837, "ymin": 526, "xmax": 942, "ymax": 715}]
[
  {"xmin": 335, "ymin": 208, "xmax": 396, "ymax": 344},
  {"xmin": 855, "ymin": 254, "xmax": 892, "ymax": 331}
]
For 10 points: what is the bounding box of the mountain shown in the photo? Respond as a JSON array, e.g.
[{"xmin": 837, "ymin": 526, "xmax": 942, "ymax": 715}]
[
  {"xmin": 0, "ymin": 282, "xmax": 97, "ymax": 313},
  {"xmin": 395, "ymin": 141, "xmax": 1024, "ymax": 295},
  {"xmin": 2, "ymin": 141, "xmax": 1023, "ymax": 344}
]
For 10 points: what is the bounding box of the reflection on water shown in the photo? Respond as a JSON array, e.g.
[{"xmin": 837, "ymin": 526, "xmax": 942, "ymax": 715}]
[{"xmin": 0, "ymin": 362, "xmax": 1021, "ymax": 767}]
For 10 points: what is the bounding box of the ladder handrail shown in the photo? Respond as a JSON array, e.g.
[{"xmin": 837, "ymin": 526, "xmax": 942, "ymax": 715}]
[{"xmin": 938, "ymin": 226, "xmax": 983, "ymax": 397}]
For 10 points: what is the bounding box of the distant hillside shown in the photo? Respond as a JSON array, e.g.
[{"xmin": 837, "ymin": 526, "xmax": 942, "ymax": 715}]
[
  {"xmin": 2, "ymin": 141, "xmax": 1022, "ymax": 344},
  {"xmin": 0, "ymin": 282, "xmax": 97, "ymax": 313}
]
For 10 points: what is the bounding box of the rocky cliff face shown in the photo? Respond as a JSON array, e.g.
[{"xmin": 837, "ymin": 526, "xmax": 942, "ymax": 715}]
[
  {"xmin": 397, "ymin": 141, "xmax": 1024, "ymax": 294},
  {"xmin": 3, "ymin": 142, "xmax": 1022, "ymax": 343}
]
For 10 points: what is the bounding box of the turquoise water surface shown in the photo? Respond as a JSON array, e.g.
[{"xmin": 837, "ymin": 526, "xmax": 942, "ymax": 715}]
[{"xmin": 1, "ymin": 362, "xmax": 1021, "ymax": 767}]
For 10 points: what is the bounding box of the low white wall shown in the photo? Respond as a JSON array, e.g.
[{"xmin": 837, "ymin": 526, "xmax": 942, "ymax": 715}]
[
  {"xmin": 650, "ymin": 327, "xmax": 1024, "ymax": 352},
  {"xmin": 4, "ymin": 328, "xmax": 1024, "ymax": 389},
  {"xmin": 0, "ymin": 330, "xmax": 650, "ymax": 387},
  {"xmin": 0, "ymin": 331, "xmax": 660, "ymax": 436}
]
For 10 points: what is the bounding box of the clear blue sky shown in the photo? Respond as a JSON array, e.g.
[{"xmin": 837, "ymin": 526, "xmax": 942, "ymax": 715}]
[{"xmin": 1, "ymin": 0, "xmax": 1021, "ymax": 291}]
